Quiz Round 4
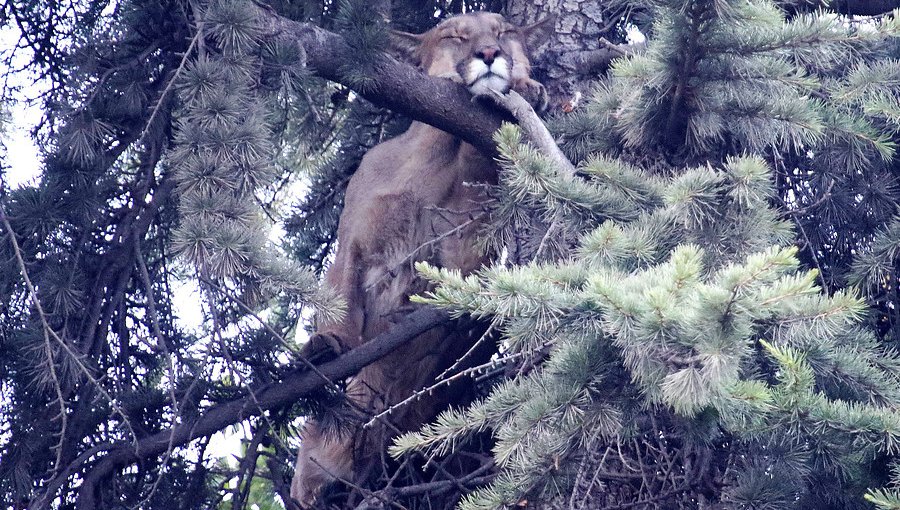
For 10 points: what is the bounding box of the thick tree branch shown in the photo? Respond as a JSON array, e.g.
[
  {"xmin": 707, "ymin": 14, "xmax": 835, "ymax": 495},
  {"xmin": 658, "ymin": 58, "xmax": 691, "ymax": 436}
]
[
  {"xmin": 260, "ymin": 9, "xmax": 510, "ymax": 157},
  {"xmin": 31, "ymin": 307, "xmax": 448, "ymax": 510}
]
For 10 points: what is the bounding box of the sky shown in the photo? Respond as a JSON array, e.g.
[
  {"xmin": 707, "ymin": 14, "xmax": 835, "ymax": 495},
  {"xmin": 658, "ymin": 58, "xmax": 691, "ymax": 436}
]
[
  {"xmin": 1, "ymin": 24, "xmax": 42, "ymax": 189},
  {"xmin": 4, "ymin": 105, "xmax": 41, "ymax": 188}
]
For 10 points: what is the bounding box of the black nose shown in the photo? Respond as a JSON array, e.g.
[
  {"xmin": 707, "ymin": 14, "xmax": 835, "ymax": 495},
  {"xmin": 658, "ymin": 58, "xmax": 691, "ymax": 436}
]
[{"xmin": 475, "ymin": 46, "xmax": 501, "ymax": 65}]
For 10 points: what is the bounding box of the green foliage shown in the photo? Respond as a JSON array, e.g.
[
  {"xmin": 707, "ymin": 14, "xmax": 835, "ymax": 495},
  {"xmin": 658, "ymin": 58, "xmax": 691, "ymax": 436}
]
[
  {"xmin": 395, "ymin": 125, "xmax": 900, "ymax": 509},
  {"xmin": 553, "ymin": 3, "xmax": 900, "ymax": 337},
  {"xmin": 564, "ymin": 0, "xmax": 900, "ymax": 162},
  {"xmin": 0, "ymin": 0, "xmax": 344, "ymax": 507},
  {"xmin": 326, "ymin": 0, "xmax": 392, "ymax": 92},
  {"xmin": 170, "ymin": 0, "xmax": 329, "ymax": 311},
  {"xmin": 851, "ymin": 215, "xmax": 900, "ymax": 338},
  {"xmin": 867, "ymin": 487, "xmax": 900, "ymax": 510}
]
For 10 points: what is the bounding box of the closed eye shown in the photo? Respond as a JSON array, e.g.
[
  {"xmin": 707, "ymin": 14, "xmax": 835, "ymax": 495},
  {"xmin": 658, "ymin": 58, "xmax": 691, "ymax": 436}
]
[{"xmin": 442, "ymin": 35, "xmax": 467, "ymax": 42}]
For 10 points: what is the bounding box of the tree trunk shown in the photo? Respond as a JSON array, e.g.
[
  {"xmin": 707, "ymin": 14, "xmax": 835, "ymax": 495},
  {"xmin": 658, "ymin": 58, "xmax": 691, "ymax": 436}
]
[{"xmin": 505, "ymin": 0, "xmax": 616, "ymax": 110}]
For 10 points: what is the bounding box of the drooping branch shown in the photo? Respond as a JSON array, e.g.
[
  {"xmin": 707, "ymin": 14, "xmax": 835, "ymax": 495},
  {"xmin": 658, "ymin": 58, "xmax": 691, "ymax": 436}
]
[{"xmin": 30, "ymin": 307, "xmax": 449, "ymax": 510}]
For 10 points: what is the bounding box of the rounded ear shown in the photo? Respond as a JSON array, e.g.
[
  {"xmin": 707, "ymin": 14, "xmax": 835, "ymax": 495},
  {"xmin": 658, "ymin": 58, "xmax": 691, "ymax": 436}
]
[
  {"xmin": 522, "ymin": 15, "xmax": 556, "ymax": 49},
  {"xmin": 389, "ymin": 30, "xmax": 425, "ymax": 65}
]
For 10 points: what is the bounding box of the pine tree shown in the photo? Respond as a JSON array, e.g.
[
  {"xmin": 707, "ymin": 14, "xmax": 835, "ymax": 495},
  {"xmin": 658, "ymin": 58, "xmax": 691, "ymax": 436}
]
[{"xmin": 1, "ymin": 0, "xmax": 900, "ymax": 509}]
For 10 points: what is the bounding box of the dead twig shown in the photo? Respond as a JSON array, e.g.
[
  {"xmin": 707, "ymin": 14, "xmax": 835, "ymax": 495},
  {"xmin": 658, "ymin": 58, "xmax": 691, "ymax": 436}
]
[{"xmin": 364, "ymin": 341, "xmax": 552, "ymax": 430}]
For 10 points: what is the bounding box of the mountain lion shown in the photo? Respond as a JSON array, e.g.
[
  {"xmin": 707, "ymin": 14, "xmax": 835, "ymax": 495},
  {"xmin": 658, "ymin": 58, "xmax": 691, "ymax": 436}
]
[{"xmin": 292, "ymin": 12, "xmax": 553, "ymax": 507}]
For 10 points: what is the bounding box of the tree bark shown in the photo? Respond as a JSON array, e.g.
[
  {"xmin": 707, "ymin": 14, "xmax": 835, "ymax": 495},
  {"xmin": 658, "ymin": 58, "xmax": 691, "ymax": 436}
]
[{"xmin": 505, "ymin": 0, "xmax": 622, "ymax": 108}]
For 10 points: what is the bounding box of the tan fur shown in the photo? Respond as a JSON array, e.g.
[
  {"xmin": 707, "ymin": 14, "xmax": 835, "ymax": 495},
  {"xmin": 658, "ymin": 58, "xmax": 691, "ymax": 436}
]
[{"xmin": 292, "ymin": 12, "xmax": 551, "ymax": 507}]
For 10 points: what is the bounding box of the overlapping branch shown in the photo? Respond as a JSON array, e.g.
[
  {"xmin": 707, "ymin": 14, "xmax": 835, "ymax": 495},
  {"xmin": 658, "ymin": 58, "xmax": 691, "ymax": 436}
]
[{"xmin": 50, "ymin": 307, "xmax": 449, "ymax": 509}]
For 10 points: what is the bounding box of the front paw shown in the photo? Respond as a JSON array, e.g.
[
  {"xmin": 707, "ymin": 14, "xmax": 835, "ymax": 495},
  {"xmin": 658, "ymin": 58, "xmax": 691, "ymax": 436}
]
[
  {"xmin": 300, "ymin": 332, "xmax": 346, "ymax": 364},
  {"xmin": 512, "ymin": 78, "xmax": 548, "ymax": 113}
]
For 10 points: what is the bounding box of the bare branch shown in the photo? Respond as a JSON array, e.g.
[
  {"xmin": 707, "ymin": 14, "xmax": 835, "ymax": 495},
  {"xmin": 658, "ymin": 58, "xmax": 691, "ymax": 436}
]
[
  {"xmin": 484, "ymin": 89, "xmax": 577, "ymax": 178},
  {"xmin": 568, "ymin": 42, "xmax": 647, "ymax": 76}
]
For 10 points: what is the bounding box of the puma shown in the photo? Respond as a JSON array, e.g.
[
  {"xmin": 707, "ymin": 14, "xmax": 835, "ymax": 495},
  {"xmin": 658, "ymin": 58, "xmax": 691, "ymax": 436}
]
[{"xmin": 292, "ymin": 12, "xmax": 553, "ymax": 507}]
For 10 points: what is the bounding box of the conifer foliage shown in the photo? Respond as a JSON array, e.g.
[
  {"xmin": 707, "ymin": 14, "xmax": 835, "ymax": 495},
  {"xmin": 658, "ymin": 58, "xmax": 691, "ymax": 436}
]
[
  {"xmin": 387, "ymin": 2, "xmax": 900, "ymax": 508},
  {"xmin": 1, "ymin": 0, "xmax": 900, "ymax": 509},
  {"xmin": 395, "ymin": 127, "xmax": 900, "ymax": 509}
]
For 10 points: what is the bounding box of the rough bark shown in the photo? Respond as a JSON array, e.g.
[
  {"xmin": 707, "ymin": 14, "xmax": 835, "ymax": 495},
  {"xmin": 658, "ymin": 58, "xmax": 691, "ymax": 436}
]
[{"xmin": 505, "ymin": 0, "xmax": 626, "ymax": 109}]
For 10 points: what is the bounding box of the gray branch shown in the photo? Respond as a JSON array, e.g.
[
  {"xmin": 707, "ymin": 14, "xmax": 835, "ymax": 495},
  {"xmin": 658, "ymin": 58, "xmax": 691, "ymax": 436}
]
[{"xmin": 486, "ymin": 89, "xmax": 577, "ymax": 178}]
